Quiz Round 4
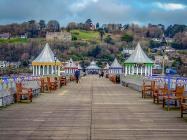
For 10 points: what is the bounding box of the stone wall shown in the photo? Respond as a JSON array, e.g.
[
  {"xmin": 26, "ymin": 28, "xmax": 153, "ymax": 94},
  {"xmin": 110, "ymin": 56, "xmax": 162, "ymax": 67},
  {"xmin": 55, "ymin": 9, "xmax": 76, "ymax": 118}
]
[{"xmin": 46, "ymin": 31, "xmax": 72, "ymax": 42}]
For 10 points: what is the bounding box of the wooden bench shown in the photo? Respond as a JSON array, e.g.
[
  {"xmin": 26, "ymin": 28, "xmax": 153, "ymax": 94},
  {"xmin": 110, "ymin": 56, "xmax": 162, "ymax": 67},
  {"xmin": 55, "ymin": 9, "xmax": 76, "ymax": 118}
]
[
  {"xmin": 16, "ymin": 82, "xmax": 32, "ymax": 103},
  {"xmin": 60, "ymin": 76, "xmax": 67, "ymax": 87},
  {"xmin": 22, "ymin": 80, "xmax": 40, "ymax": 96},
  {"xmin": 47, "ymin": 77, "xmax": 58, "ymax": 92},
  {"xmin": 153, "ymin": 83, "xmax": 168, "ymax": 104},
  {"xmin": 142, "ymin": 80, "xmax": 152, "ymax": 98},
  {"xmin": 181, "ymin": 97, "xmax": 187, "ymax": 118},
  {"xmin": 40, "ymin": 78, "xmax": 45, "ymax": 93},
  {"xmin": 70, "ymin": 75, "xmax": 75, "ymax": 81},
  {"xmin": 109, "ymin": 75, "xmax": 116, "ymax": 83},
  {"xmin": 163, "ymin": 85, "xmax": 185, "ymax": 111}
]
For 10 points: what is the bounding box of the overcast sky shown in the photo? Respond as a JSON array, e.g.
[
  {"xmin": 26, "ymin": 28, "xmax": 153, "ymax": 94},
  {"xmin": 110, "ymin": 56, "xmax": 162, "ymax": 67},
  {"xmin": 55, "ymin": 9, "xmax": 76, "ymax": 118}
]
[{"xmin": 0, "ymin": 0, "xmax": 186, "ymax": 26}]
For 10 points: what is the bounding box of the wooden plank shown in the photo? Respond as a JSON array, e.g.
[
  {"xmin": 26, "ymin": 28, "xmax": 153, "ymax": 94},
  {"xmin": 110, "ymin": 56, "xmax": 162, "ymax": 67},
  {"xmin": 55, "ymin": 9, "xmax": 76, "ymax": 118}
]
[{"xmin": 0, "ymin": 75, "xmax": 187, "ymax": 140}]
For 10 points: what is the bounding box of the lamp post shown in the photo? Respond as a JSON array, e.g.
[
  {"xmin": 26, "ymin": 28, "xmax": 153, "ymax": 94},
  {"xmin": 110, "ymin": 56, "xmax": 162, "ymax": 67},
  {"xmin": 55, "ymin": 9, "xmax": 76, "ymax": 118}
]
[
  {"xmin": 54, "ymin": 55, "xmax": 57, "ymax": 75},
  {"xmin": 162, "ymin": 47, "xmax": 166, "ymax": 75},
  {"xmin": 82, "ymin": 60, "xmax": 85, "ymax": 73},
  {"xmin": 70, "ymin": 61, "xmax": 72, "ymax": 74}
]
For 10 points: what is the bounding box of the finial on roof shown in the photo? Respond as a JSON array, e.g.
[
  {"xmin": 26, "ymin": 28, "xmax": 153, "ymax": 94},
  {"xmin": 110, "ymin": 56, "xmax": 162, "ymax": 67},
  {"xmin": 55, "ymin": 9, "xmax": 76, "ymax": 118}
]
[
  {"xmin": 110, "ymin": 58, "xmax": 122, "ymax": 68},
  {"xmin": 124, "ymin": 42, "xmax": 153, "ymax": 64},
  {"xmin": 65, "ymin": 58, "xmax": 77, "ymax": 68},
  {"xmin": 104, "ymin": 63, "xmax": 110, "ymax": 69},
  {"xmin": 32, "ymin": 43, "xmax": 60, "ymax": 63}
]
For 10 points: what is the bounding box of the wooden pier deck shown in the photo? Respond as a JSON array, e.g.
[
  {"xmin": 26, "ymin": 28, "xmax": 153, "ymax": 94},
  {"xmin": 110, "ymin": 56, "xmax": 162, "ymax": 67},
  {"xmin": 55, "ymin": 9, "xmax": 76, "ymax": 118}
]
[{"xmin": 0, "ymin": 75, "xmax": 187, "ymax": 140}]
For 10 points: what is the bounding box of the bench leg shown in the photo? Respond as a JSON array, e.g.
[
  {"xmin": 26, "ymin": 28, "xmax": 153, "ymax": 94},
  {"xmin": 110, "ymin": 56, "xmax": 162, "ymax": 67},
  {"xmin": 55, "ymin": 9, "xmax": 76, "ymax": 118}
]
[
  {"xmin": 157, "ymin": 96, "xmax": 159, "ymax": 104},
  {"xmin": 163, "ymin": 98, "xmax": 165, "ymax": 108},
  {"xmin": 181, "ymin": 106, "xmax": 183, "ymax": 118},
  {"xmin": 168, "ymin": 99, "xmax": 170, "ymax": 111},
  {"xmin": 153, "ymin": 95, "xmax": 155, "ymax": 103},
  {"xmin": 16, "ymin": 94, "xmax": 20, "ymax": 102}
]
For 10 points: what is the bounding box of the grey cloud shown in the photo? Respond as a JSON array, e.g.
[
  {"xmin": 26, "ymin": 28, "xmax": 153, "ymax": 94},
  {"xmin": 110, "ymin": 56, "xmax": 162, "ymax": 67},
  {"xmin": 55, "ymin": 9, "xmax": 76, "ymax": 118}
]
[{"xmin": 0, "ymin": 0, "xmax": 186, "ymax": 26}]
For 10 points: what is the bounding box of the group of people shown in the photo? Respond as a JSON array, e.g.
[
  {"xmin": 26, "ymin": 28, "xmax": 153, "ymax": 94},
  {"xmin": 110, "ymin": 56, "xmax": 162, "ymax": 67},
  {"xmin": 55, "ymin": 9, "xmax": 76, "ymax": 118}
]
[
  {"xmin": 99, "ymin": 71, "xmax": 104, "ymax": 78},
  {"xmin": 74, "ymin": 70, "xmax": 105, "ymax": 84}
]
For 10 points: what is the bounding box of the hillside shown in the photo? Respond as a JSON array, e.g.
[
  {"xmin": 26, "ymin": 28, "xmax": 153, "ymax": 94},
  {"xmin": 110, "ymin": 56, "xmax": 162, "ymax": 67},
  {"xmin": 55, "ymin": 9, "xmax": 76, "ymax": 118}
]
[
  {"xmin": 70, "ymin": 30, "xmax": 100, "ymax": 41},
  {"xmin": 0, "ymin": 28, "xmax": 187, "ymax": 72},
  {"xmin": 0, "ymin": 38, "xmax": 28, "ymax": 44}
]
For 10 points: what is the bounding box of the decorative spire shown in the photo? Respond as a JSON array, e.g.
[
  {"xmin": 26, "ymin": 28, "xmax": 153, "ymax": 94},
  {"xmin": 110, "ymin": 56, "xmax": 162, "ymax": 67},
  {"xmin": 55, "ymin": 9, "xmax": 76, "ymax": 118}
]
[
  {"xmin": 104, "ymin": 63, "xmax": 110, "ymax": 69},
  {"xmin": 33, "ymin": 43, "xmax": 60, "ymax": 63},
  {"xmin": 65, "ymin": 58, "xmax": 77, "ymax": 68},
  {"xmin": 125, "ymin": 42, "xmax": 153, "ymax": 64},
  {"xmin": 110, "ymin": 58, "xmax": 122, "ymax": 68},
  {"xmin": 78, "ymin": 64, "xmax": 82, "ymax": 69},
  {"xmin": 86, "ymin": 61, "xmax": 100, "ymax": 69}
]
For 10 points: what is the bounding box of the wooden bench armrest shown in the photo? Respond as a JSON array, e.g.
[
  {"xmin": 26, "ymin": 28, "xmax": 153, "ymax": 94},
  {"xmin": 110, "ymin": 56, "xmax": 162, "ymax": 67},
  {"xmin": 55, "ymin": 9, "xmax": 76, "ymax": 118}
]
[
  {"xmin": 181, "ymin": 96, "xmax": 187, "ymax": 102},
  {"xmin": 182, "ymin": 96, "xmax": 187, "ymax": 99},
  {"xmin": 143, "ymin": 85, "xmax": 151, "ymax": 87},
  {"xmin": 22, "ymin": 87, "xmax": 32, "ymax": 91},
  {"xmin": 182, "ymin": 103, "xmax": 187, "ymax": 106}
]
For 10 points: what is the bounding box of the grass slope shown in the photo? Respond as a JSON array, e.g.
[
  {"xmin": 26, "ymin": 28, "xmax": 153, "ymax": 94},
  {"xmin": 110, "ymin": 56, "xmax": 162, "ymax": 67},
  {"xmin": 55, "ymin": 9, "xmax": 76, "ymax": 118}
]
[
  {"xmin": 70, "ymin": 30, "xmax": 100, "ymax": 41},
  {"xmin": 0, "ymin": 38, "xmax": 28, "ymax": 44}
]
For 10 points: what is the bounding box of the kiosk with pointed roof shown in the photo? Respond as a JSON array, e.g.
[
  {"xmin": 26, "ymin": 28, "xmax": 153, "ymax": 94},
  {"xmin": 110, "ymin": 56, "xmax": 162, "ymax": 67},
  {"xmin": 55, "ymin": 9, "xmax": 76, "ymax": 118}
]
[
  {"xmin": 86, "ymin": 61, "xmax": 100, "ymax": 74},
  {"xmin": 110, "ymin": 58, "xmax": 123, "ymax": 74},
  {"xmin": 64, "ymin": 58, "xmax": 78, "ymax": 74},
  {"xmin": 124, "ymin": 43, "xmax": 153, "ymax": 76},
  {"xmin": 78, "ymin": 64, "xmax": 82, "ymax": 70},
  {"xmin": 32, "ymin": 43, "xmax": 61, "ymax": 76}
]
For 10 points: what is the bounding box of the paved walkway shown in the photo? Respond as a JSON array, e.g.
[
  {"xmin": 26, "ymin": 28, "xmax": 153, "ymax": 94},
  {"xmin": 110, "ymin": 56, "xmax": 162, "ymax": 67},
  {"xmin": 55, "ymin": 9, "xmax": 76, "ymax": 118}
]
[{"xmin": 0, "ymin": 76, "xmax": 187, "ymax": 140}]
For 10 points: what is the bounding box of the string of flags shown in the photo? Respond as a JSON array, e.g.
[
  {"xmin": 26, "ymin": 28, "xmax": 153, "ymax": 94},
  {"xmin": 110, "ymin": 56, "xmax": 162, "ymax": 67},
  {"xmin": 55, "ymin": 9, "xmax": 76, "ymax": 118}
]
[{"xmin": 0, "ymin": 76, "xmax": 47, "ymax": 84}]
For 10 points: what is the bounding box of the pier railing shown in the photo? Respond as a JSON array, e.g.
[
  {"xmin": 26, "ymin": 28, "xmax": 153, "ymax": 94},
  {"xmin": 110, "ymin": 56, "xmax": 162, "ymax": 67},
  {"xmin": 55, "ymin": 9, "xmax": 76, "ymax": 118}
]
[
  {"xmin": 0, "ymin": 76, "xmax": 42, "ymax": 90},
  {"xmin": 0, "ymin": 76, "xmax": 47, "ymax": 107},
  {"xmin": 120, "ymin": 75, "xmax": 187, "ymax": 92},
  {"xmin": 148, "ymin": 76, "xmax": 187, "ymax": 91}
]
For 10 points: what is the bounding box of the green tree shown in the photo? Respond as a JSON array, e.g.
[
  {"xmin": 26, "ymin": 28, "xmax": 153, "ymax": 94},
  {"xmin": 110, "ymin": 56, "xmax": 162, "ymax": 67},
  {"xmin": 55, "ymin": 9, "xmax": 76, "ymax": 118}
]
[
  {"xmin": 149, "ymin": 40, "xmax": 161, "ymax": 48},
  {"xmin": 72, "ymin": 35, "xmax": 78, "ymax": 41},
  {"xmin": 172, "ymin": 57, "xmax": 183, "ymax": 70},
  {"xmin": 96, "ymin": 22, "xmax": 99, "ymax": 29},
  {"xmin": 121, "ymin": 34, "xmax": 133, "ymax": 43},
  {"xmin": 98, "ymin": 28, "xmax": 105, "ymax": 42},
  {"xmin": 47, "ymin": 20, "xmax": 60, "ymax": 32},
  {"xmin": 165, "ymin": 24, "xmax": 187, "ymax": 37},
  {"xmin": 104, "ymin": 35, "xmax": 114, "ymax": 45},
  {"xmin": 39, "ymin": 20, "xmax": 46, "ymax": 29},
  {"xmin": 88, "ymin": 46, "xmax": 102, "ymax": 58},
  {"xmin": 85, "ymin": 19, "xmax": 93, "ymax": 30}
]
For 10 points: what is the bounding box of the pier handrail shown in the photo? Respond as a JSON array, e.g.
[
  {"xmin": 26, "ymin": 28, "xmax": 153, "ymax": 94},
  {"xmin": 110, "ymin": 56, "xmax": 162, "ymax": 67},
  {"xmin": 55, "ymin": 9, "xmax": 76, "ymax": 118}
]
[{"xmin": 147, "ymin": 75, "xmax": 187, "ymax": 92}]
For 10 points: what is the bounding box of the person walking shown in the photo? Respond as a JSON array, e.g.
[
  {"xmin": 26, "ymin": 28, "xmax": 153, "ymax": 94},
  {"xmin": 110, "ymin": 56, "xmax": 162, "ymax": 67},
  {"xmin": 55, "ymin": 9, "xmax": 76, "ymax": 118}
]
[
  {"xmin": 99, "ymin": 70, "xmax": 104, "ymax": 78},
  {"xmin": 101, "ymin": 71, "xmax": 104, "ymax": 77},
  {"xmin": 74, "ymin": 70, "xmax": 80, "ymax": 84}
]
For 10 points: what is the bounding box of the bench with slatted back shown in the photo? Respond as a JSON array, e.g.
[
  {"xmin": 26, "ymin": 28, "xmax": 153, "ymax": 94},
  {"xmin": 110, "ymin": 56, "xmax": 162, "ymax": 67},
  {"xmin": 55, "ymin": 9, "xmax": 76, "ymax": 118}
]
[
  {"xmin": 47, "ymin": 77, "xmax": 57, "ymax": 92},
  {"xmin": 16, "ymin": 82, "xmax": 32, "ymax": 103},
  {"xmin": 60, "ymin": 76, "xmax": 67, "ymax": 87},
  {"xmin": 141, "ymin": 80, "xmax": 152, "ymax": 98},
  {"xmin": 153, "ymin": 83, "xmax": 168, "ymax": 104},
  {"xmin": 163, "ymin": 85, "xmax": 185, "ymax": 111},
  {"xmin": 181, "ymin": 97, "xmax": 187, "ymax": 118}
]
